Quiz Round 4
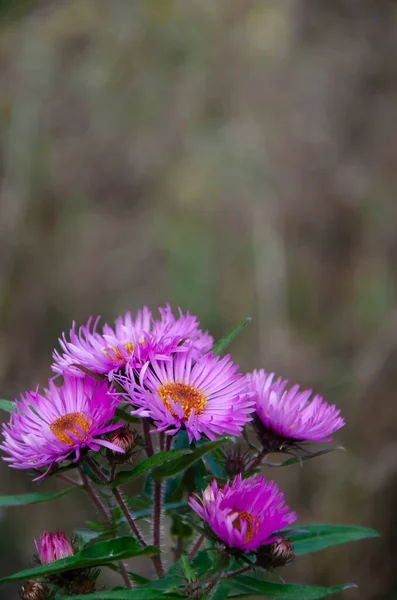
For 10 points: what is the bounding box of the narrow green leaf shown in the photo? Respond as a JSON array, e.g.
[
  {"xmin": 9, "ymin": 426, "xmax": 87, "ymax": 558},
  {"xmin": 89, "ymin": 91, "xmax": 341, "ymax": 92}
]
[
  {"xmin": 0, "ymin": 487, "xmax": 81, "ymax": 508},
  {"xmin": 0, "ymin": 399, "xmax": 14, "ymax": 413},
  {"xmin": 211, "ymin": 318, "xmax": 252, "ymax": 357},
  {"xmin": 287, "ymin": 524, "xmax": 380, "ymax": 557},
  {"xmin": 63, "ymin": 591, "xmax": 182, "ymax": 600},
  {"xmin": 110, "ymin": 449, "xmax": 192, "ymax": 487},
  {"xmin": 263, "ymin": 447, "xmax": 345, "ymax": 468},
  {"xmin": 0, "ymin": 537, "xmax": 159, "ymax": 584},
  {"xmin": 231, "ymin": 576, "xmax": 356, "ymax": 599},
  {"xmin": 152, "ymin": 438, "xmax": 228, "ymax": 480}
]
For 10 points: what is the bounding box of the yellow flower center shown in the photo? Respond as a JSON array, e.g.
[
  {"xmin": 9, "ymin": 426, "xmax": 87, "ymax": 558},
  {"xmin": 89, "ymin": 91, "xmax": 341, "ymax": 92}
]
[
  {"xmin": 230, "ymin": 511, "xmax": 259, "ymax": 545},
  {"xmin": 102, "ymin": 342, "xmax": 135, "ymax": 363},
  {"xmin": 49, "ymin": 412, "xmax": 92, "ymax": 445},
  {"xmin": 158, "ymin": 382, "xmax": 207, "ymax": 418}
]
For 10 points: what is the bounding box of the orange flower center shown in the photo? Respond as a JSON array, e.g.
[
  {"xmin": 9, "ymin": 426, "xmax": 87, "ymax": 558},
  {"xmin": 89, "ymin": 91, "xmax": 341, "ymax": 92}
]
[
  {"xmin": 158, "ymin": 382, "xmax": 207, "ymax": 418},
  {"xmin": 102, "ymin": 342, "xmax": 135, "ymax": 363},
  {"xmin": 50, "ymin": 412, "xmax": 92, "ymax": 445},
  {"xmin": 230, "ymin": 511, "xmax": 260, "ymax": 544}
]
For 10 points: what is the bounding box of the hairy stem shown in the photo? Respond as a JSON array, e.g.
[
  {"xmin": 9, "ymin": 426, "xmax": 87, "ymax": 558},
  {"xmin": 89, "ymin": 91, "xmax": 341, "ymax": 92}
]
[
  {"xmin": 248, "ymin": 450, "xmax": 268, "ymax": 470},
  {"xmin": 152, "ymin": 433, "xmax": 165, "ymax": 577},
  {"xmin": 84, "ymin": 456, "xmax": 147, "ymax": 547},
  {"xmin": 79, "ymin": 466, "xmax": 132, "ymax": 589},
  {"xmin": 188, "ymin": 534, "xmax": 205, "ymax": 562},
  {"xmin": 221, "ymin": 565, "xmax": 253, "ymax": 579}
]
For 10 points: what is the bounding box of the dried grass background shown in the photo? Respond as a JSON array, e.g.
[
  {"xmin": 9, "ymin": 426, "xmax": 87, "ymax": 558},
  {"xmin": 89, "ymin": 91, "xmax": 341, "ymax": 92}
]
[{"xmin": 0, "ymin": 1, "xmax": 396, "ymax": 598}]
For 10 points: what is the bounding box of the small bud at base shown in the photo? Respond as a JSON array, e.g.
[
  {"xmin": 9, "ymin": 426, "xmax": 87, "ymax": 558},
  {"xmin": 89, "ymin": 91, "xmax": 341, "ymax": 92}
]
[
  {"xmin": 256, "ymin": 537, "xmax": 295, "ymax": 569},
  {"xmin": 106, "ymin": 426, "xmax": 136, "ymax": 464},
  {"xmin": 20, "ymin": 579, "xmax": 49, "ymax": 600}
]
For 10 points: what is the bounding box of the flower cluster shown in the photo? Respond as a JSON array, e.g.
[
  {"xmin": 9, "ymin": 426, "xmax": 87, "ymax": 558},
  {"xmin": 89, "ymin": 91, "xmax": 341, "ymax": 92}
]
[{"xmin": 0, "ymin": 304, "xmax": 349, "ymax": 596}]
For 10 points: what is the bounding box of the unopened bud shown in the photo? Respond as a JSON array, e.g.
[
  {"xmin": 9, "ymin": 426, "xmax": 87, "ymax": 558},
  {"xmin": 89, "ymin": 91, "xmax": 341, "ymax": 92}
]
[
  {"xmin": 223, "ymin": 447, "xmax": 250, "ymax": 477},
  {"xmin": 66, "ymin": 569, "xmax": 99, "ymax": 595},
  {"xmin": 20, "ymin": 580, "xmax": 49, "ymax": 600},
  {"xmin": 256, "ymin": 537, "xmax": 294, "ymax": 569},
  {"xmin": 106, "ymin": 426, "xmax": 136, "ymax": 464},
  {"xmin": 35, "ymin": 531, "xmax": 73, "ymax": 564}
]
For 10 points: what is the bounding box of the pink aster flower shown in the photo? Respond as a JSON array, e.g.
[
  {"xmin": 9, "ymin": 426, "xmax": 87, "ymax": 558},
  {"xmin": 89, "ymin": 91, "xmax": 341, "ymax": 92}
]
[
  {"xmin": 248, "ymin": 369, "xmax": 345, "ymax": 451},
  {"xmin": 189, "ymin": 474, "xmax": 297, "ymax": 552},
  {"xmin": 52, "ymin": 305, "xmax": 213, "ymax": 379},
  {"xmin": 52, "ymin": 306, "xmax": 152, "ymax": 378},
  {"xmin": 35, "ymin": 531, "xmax": 74, "ymax": 564},
  {"xmin": 122, "ymin": 352, "xmax": 255, "ymax": 442},
  {"xmin": 0, "ymin": 376, "xmax": 122, "ymax": 479}
]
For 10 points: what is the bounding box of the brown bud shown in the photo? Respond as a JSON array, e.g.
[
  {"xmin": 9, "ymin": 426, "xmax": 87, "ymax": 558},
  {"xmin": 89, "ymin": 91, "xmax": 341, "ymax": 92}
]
[
  {"xmin": 20, "ymin": 580, "xmax": 49, "ymax": 600},
  {"xmin": 106, "ymin": 426, "xmax": 136, "ymax": 464},
  {"xmin": 256, "ymin": 537, "xmax": 295, "ymax": 569},
  {"xmin": 223, "ymin": 446, "xmax": 250, "ymax": 477}
]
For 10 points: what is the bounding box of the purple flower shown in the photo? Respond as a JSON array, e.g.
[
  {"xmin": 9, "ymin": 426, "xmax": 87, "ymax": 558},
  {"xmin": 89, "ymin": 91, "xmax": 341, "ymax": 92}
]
[
  {"xmin": 52, "ymin": 307, "xmax": 152, "ymax": 378},
  {"xmin": 35, "ymin": 531, "xmax": 74, "ymax": 564},
  {"xmin": 122, "ymin": 352, "xmax": 255, "ymax": 442},
  {"xmin": 52, "ymin": 305, "xmax": 213, "ymax": 379},
  {"xmin": 248, "ymin": 369, "xmax": 345, "ymax": 450},
  {"xmin": 0, "ymin": 376, "xmax": 122, "ymax": 479},
  {"xmin": 189, "ymin": 474, "xmax": 297, "ymax": 552}
]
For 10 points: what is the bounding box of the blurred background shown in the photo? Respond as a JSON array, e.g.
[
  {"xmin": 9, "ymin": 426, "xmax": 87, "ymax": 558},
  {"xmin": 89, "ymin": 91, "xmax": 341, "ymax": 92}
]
[{"xmin": 0, "ymin": 0, "xmax": 396, "ymax": 598}]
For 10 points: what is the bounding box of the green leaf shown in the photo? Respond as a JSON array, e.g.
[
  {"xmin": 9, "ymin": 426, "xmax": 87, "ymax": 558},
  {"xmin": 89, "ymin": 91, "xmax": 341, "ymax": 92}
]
[
  {"xmin": 263, "ymin": 447, "xmax": 345, "ymax": 468},
  {"xmin": 230, "ymin": 576, "xmax": 356, "ymax": 599},
  {"xmin": 0, "ymin": 537, "xmax": 159, "ymax": 584},
  {"xmin": 110, "ymin": 449, "xmax": 192, "ymax": 487},
  {"xmin": 152, "ymin": 438, "xmax": 228, "ymax": 480},
  {"xmin": 288, "ymin": 524, "xmax": 380, "ymax": 557},
  {"xmin": 63, "ymin": 591, "xmax": 182, "ymax": 600},
  {"xmin": 0, "ymin": 399, "xmax": 14, "ymax": 413},
  {"xmin": 211, "ymin": 318, "xmax": 252, "ymax": 357},
  {"xmin": 0, "ymin": 487, "xmax": 81, "ymax": 508}
]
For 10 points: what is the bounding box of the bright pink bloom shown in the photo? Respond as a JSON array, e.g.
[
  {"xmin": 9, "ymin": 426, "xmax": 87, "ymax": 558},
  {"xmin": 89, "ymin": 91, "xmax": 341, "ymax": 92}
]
[
  {"xmin": 0, "ymin": 376, "xmax": 122, "ymax": 479},
  {"xmin": 35, "ymin": 531, "xmax": 73, "ymax": 564},
  {"xmin": 189, "ymin": 474, "xmax": 297, "ymax": 552},
  {"xmin": 121, "ymin": 352, "xmax": 255, "ymax": 443},
  {"xmin": 52, "ymin": 305, "xmax": 213, "ymax": 379},
  {"xmin": 248, "ymin": 369, "xmax": 345, "ymax": 446}
]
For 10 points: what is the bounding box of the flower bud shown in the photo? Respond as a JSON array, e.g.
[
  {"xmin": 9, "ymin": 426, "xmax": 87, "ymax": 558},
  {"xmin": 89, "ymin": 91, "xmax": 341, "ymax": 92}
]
[
  {"xmin": 106, "ymin": 426, "xmax": 136, "ymax": 464},
  {"xmin": 66, "ymin": 569, "xmax": 99, "ymax": 595},
  {"xmin": 19, "ymin": 580, "xmax": 49, "ymax": 600},
  {"xmin": 256, "ymin": 536, "xmax": 294, "ymax": 569},
  {"xmin": 223, "ymin": 447, "xmax": 250, "ymax": 477},
  {"xmin": 35, "ymin": 531, "xmax": 74, "ymax": 564}
]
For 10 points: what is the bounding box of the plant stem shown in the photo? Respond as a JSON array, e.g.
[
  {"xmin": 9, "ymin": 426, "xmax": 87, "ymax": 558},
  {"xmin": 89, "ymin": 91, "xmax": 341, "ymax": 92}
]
[
  {"xmin": 79, "ymin": 466, "xmax": 111, "ymax": 526},
  {"xmin": 166, "ymin": 435, "xmax": 172, "ymax": 451},
  {"xmin": 221, "ymin": 565, "xmax": 253, "ymax": 579},
  {"xmin": 188, "ymin": 534, "xmax": 205, "ymax": 562},
  {"xmin": 152, "ymin": 432, "xmax": 165, "ymax": 577},
  {"xmin": 84, "ymin": 456, "xmax": 147, "ymax": 548},
  {"xmin": 56, "ymin": 472, "xmax": 82, "ymax": 487},
  {"xmin": 112, "ymin": 487, "xmax": 148, "ymax": 548},
  {"xmin": 248, "ymin": 450, "xmax": 268, "ymax": 470},
  {"xmin": 78, "ymin": 466, "xmax": 132, "ymax": 590}
]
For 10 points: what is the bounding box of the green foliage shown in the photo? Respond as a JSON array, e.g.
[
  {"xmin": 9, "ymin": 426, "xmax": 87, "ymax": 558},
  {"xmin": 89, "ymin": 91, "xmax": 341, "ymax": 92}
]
[
  {"xmin": 110, "ymin": 449, "xmax": 192, "ymax": 487},
  {"xmin": 228, "ymin": 576, "xmax": 356, "ymax": 599},
  {"xmin": 0, "ymin": 399, "xmax": 14, "ymax": 413},
  {"xmin": 211, "ymin": 318, "xmax": 252, "ymax": 357},
  {"xmin": 152, "ymin": 438, "xmax": 228, "ymax": 479},
  {"xmin": 288, "ymin": 524, "xmax": 380, "ymax": 557},
  {"xmin": 0, "ymin": 537, "xmax": 159, "ymax": 584},
  {"xmin": 0, "ymin": 487, "xmax": 81, "ymax": 507}
]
